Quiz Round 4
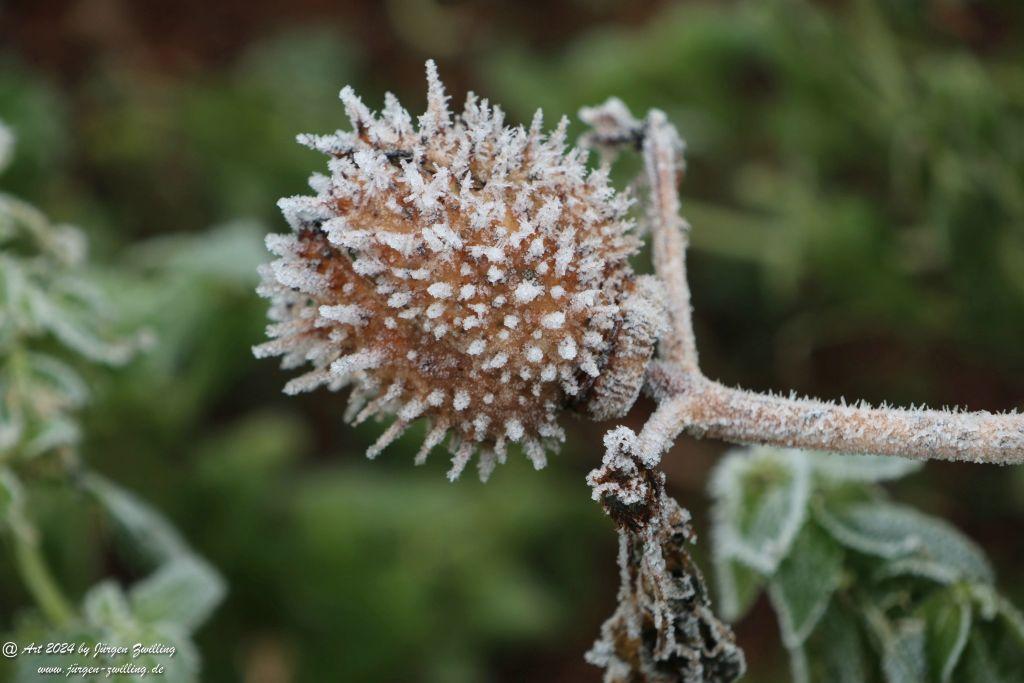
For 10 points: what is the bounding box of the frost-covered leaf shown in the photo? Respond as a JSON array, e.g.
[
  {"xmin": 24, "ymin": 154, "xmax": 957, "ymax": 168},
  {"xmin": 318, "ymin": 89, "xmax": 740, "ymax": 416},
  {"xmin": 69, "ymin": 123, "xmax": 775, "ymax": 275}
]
[
  {"xmin": 816, "ymin": 500, "xmax": 992, "ymax": 583},
  {"xmin": 710, "ymin": 446, "xmax": 811, "ymax": 573},
  {"xmin": 958, "ymin": 632, "xmax": 1014, "ymax": 683},
  {"xmin": 17, "ymin": 580, "xmax": 202, "ymax": 683},
  {"xmin": 27, "ymin": 352, "xmax": 89, "ymax": 406},
  {"xmin": 880, "ymin": 619, "xmax": 927, "ymax": 683},
  {"xmin": 767, "ymin": 522, "xmax": 844, "ymax": 647},
  {"xmin": 85, "ymin": 473, "xmax": 189, "ymax": 563},
  {"xmin": 83, "ymin": 580, "xmax": 135, "ymax": 631},
  {"xmin": 810, "ymin": 451, "xmax": 922, "ymax": 483},
  {"xmin": 28, "ymin": 287, "xmax": 134, "ymax": 366},
  {"xmin": 21, "ymin": 415, "xmax": 80, "ymax": 457},
  {"xmin": 130, "ymin": 556, "xmax": 226, "ymax": 634},
  {"xmin": 812, "ymin": 604, "xmax": 870, "ymax": 683},
  {"xmin": 714, "ymin": 555, "xmax": 765, "ymax": 622},
  {"xmin": 918, "ymin": 587, "xmax": 972, "ymax": 682}
]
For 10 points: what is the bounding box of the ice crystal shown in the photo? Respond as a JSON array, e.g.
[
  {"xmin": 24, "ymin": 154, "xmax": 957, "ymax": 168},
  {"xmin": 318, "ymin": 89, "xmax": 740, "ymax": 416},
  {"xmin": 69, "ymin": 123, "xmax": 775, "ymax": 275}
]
[{"xmin": 255, "ymin": 61, "xmax": 666, "ymax": 479}]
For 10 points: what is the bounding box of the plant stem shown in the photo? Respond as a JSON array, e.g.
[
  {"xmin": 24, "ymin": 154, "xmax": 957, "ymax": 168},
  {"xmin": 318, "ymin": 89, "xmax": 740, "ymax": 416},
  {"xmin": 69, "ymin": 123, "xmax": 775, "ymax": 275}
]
[
  {"xmin": 12, "ymin": 525, "xmax": 75, "ymax": 628},
  {"xmin": 646, "ymin": 363, "xmax": 1024, "ymax": 465},
  {"xmin": 644, "ymin": 110, "xmax": 699, "ymax": 374},
  {"xmin": 633, "ymin": 111, "xmax": 1024, "ymax": 467}
]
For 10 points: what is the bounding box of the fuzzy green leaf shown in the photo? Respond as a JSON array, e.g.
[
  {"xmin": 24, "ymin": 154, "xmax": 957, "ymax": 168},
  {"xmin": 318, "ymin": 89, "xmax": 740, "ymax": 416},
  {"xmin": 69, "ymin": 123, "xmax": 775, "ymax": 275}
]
[
  {"xmin": 816, "ymin": 500, "xmax": 992, "ymax": 584},
  {"xmin": 130, "ymin": 556, "xmax": 226, "ymax": 634},
  {"xmin": 881, "ymin": 619, "xmax": 927, "ymax": 683},
  {"xmin": 917, "ymin": 588, "xmax": 972, "ymax": 683},
  {"xmin": 710, "ymin": 446, "xmax": 811, "ymax": 573},
  {"xmin": 768, "ymin": 522, "xmax": 844, "ymax": 647},
  {"xmin": 714, "ymin": 555, "xmax": 766, "ymax": 622},
  {"xmin": 810, "ymin": 452, "xmax": 922, "ymax": 483}
]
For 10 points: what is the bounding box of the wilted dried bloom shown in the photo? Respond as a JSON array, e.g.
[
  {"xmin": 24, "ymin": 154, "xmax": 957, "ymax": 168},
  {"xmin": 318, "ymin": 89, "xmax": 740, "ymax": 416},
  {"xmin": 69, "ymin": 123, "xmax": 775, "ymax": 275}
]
[
  {"xmin": 586, "ymin": 427, "xmax": 745, "ymax": 683},
  {"xmin": 255, "ymin": 61, "xmax": 665, "ymax": 480}
]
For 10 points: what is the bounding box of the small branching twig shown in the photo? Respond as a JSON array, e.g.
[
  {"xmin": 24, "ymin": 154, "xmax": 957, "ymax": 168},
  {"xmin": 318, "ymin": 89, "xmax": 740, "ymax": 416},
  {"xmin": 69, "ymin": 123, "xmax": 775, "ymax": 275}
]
[{"xmin": 583, "ymin": 99, "xmax": 1024, "ymax": 468}]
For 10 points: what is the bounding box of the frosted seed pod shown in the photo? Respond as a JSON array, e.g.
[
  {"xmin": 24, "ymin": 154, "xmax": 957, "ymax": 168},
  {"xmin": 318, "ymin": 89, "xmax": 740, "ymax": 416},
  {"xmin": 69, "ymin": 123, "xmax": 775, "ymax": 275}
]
[{"xmin": 256, "ymin": 61, "xmax": 662, "ymax": 480}]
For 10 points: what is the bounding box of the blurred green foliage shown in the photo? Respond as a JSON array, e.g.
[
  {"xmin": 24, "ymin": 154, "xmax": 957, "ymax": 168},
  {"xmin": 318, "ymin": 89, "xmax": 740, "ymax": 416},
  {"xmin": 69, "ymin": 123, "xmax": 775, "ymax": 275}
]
[
  {"xmin": 710, "ymin": 447, "xmax": 1024, "ymax": 682},
  {"xmin": 1, "ymin": 0, "xmax": 1023, "ymax": 680}
]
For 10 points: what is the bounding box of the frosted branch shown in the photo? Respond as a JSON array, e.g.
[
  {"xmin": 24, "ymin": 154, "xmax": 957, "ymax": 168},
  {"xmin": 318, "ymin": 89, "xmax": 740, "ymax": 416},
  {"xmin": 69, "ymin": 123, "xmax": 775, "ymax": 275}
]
[{"xmin": 581, "ymin": 100, "xmax": 1024, "ymax": 468}]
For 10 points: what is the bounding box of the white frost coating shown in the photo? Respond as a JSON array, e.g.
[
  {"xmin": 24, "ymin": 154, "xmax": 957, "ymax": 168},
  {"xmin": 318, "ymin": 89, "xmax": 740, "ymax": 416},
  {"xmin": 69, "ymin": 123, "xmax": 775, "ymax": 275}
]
[
  {"xmin": 367, "ymin": 420, "xmax": 408, "ymax": 459},
  {"xmin": 453, "ymin": 390, "xmax": 470, "ymax": 411},
  {"xmin": 541, "ymin": 311, "xmax": 565, "ymax": 329},
  {"xmin": 536, "ymin": 197, "xmax": 561, "ymax": 230},
  {"xmin": 467, "ymin": 339, "xmax": 485, "ymax": 355},
  {"xmin": 387, "ymin": 292, "xmax": 412, "ymax": 308},
  {"xmin": 426, "ymin": 302, "xmax": 445, "ymax": 318},
  {"xmin": 524, "ymin": 440, "xmax": 548, "ymax": 470},
  {"xmin": 459, "ymin": 284, "xmax": 476, "ymax": 300},
  {"xmin": 550, "ymin": 285, "xmax": 565, "ymax": 300},
  {"xmin": 526, "ymin": 346, "xmax": 543, "ymax": 363},
  {"xmin": 541, "ymin": 365, "xmax": 557, "ymax": 381},
  {"xmin": 571, "ymin": 289, "xmax": 600, "ymax": 309},
  {"xmin": 427, "ymin": 282, "xmax": 453, "ymax": 298},
  {"xmin": 447, "ymin": 443, "xmax": 473, "ymax": 481},
  {"xmin": 483, "ymin": 352, "xmax": 508, "ymax": 370},
  {"xmin": 505, "ymin": 419, "xmax": 525, "ymax": 442},
  {"xmin": 415, "ymin": 423, "xmax": 448, "ymax": 465},
  {"xmin": 558, "ymin": 337, "xmax": 578, "ymax": 360},
  {"xmin": 427, "ymin": 389, "xmax": 445, "ymax": 406},
  {"xmin": 319, "ymin": 304, "xmax": 366, "ymax": 326},
  {"xmin": 377, "ymin": 231, "xmax": 419, "ymax": 256},
  {"xmin": 554, "ymin": 229, "xmax": 576, "ymax": 277},
  {"xmin": 527, "ymin": 237, "xmax": 545, "ymax": 260},
  {"xmin": 330, "ymin": 350, "xmax": 383, "ymax": 377},
  {"xmin": 504, "ymin": 315, "xmax": 519, "ymax": 329},
  {"xmin": 487, "ymin": 265, "xmax": 504, "ymax": 283},
  {"xmin": 469, "ymin": 244, "xmax": 505, "ymax": 262},
  {"xmin": 514, "ymin": 281, "xmax": 544, "ymax": 303}
]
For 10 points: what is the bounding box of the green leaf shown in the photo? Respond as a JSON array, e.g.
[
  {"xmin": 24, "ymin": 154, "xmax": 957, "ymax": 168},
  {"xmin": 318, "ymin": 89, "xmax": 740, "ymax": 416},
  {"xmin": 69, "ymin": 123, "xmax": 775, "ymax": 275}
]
[
  {"xmin": 917, "ymin": 587, "xmax": 971, "ymax": 682},
  {"xmin": 130, "ymin": 556, "xmax": 226, "ymax": 634},
  {"xmin": 83, "ymin": 580, "xmax": 135, "ymax": 631},
  {"xmin": 810, "ymin": 452, "xmax": 922, "ymax": 483},
  {"xmin": 816, "ymin": 500, "xmax": 993, "ymax": 584},
  {"xmin": 958, "ymin": 632, "xmax": 1011, "ymax": 683},
  {"xmin": 767, "ymin": 522, "xmax": 844, "ymax": 647},
  {"xmin": 812, "ymin": 604, "xmax": 870, "ymax": 683},
  {"xmin": 881, "ymin": 619, "xmax": 927, "ymax": 683},
  {"xmin": 84, "ymin": 473, "xmax": 188, "ymax": 563},
  {"xmin": 16, "ymin": 580, "xmax": 203, "ymax": 683},
  {"xmin": 710, "ymin": 446, "xmax": 811, "ymax": 573},
  {"xmin": 714, "ymin": 555, "xmax": 766, "ymax": 622}
]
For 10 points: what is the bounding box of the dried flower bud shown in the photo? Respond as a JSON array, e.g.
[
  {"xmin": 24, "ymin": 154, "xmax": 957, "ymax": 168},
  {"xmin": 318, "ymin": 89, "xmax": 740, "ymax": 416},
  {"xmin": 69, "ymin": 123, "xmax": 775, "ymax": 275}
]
[
  {"xmin": 255, "ymin": 61, "xmax": 665, "ymax": 480},
  {"xmin": 586, "ymin": 428, "xmax": 745, "ymax": 682}
]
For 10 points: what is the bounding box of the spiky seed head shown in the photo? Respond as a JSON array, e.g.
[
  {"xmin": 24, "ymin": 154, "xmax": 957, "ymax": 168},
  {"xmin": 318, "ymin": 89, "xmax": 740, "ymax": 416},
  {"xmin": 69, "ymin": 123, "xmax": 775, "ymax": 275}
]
[{"xmin": 255, "ymin": 61, "xmax": 666, "ymax": 480}]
